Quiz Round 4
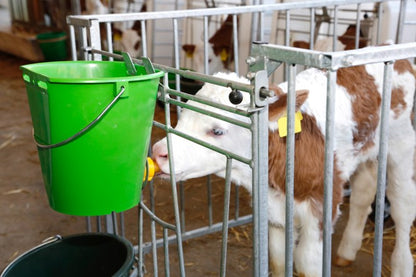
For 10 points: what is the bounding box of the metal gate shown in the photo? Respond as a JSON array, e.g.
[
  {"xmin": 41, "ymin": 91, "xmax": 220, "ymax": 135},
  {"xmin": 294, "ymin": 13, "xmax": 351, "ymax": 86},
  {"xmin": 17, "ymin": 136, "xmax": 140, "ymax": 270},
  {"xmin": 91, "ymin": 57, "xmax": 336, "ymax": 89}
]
[{"xmin": 67, "ymin": 0, "xmax": 416, "ymax": 276}]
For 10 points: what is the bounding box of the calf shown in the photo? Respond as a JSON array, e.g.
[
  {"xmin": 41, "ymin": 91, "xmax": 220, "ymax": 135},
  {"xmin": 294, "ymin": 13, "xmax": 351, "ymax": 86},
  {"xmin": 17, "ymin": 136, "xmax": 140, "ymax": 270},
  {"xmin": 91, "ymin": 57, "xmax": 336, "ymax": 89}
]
[{"xmin": 152, "ymin": 60, "xmax": 416, "ymax": 276}]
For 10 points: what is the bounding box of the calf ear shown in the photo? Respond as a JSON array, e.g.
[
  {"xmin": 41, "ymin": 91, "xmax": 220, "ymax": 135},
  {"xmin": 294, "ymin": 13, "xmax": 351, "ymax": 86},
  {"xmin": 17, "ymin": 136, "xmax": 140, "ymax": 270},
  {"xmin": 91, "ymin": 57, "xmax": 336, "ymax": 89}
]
[
  {"xmin": 182, "ymin": 44, "xmax": 196, "ymax": 57},
  {"xmin": 269, "ymin": 89, "xmax": 309, "ymax": 122}
]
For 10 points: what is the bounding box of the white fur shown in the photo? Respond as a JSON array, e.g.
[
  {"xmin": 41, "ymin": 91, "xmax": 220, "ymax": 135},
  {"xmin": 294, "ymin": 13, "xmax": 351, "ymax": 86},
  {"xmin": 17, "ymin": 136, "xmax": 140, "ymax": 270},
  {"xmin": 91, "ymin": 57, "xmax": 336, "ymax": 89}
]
[{"xmin": 152, "ymin": 65, "xmax": 416, "ymax": 276}]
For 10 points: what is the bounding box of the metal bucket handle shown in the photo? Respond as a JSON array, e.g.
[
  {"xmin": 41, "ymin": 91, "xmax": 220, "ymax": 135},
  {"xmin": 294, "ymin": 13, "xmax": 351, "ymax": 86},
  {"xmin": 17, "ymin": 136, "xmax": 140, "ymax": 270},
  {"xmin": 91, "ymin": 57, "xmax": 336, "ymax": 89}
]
[{"xmin": 34, "ymin": 85, "xmax": 125, "ymax": 149}]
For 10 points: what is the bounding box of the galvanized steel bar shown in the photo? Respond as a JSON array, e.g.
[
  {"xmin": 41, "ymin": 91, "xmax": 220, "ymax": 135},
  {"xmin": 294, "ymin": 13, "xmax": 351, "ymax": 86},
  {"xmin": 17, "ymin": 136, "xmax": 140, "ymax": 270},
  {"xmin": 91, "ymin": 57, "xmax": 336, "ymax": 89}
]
[
  {"xmin": 323, "ymin": 69, "xmax": 337, "ymax": 277},
  {"xmin": 69, "ymin": 25, "xmax": 77, "ymax": 60},
  {"xmin": 220, "ymin": 158, "xmax": 233, "ymax": 277},
  {"xmin": 284, "ymin": 63, "xmax": 297, "ymax": 277},
  {"xmin": 153, "ymin": 121, "xmax": 251, "ymax": 166},
  {"xmin": 232, "ymin": 14, "xmax": 239, "ymax": 75},
  {"xmin": 203, "ymin": 16, "xmax": 209, "ymax": 75},
  {"xmin": 165, "ymin": 94, "xmax": 186, "ymax": 277},
  {"xmin": 372, "ymin": 61, "xmax": 394, "ymax": 277},
  {"xmin": 67, "ymin": 0, "xmax": 385, "ymax": 26},
  {"xmin": 88, "ymin": 19, "xmax": 102, "ymax": 61},
  {"xmin": 206, "ymin": 175, "xmax": 213, "ymax": 226},
  {"xmin": 310, "ymin": 8, "xmax": 315, "ymax": 49},
  {"xmin": 179, "ymin": 181, "xmax": 186, "ymax": 232},
  {"xmin": 105, "ymin": 22, "xmax": 113, "ymax": 61},
  {"xmin": 332, "ymin": 6, "xmax": 338, "ymax": 52},
  {"xmin": 396, "ymin": 0, "xmax": 408, "ymax": 43},
  {"xmin": 163, "ymin": 228, "xmax": 170, "ymax": 277},
  {"xmin": 173, "ymin": 18, "xmax": 182, "ymax": 116},
  {"xmin": 137, "ymin": 215, "xmax": 253, "ymax": 254},
  {"xmin": 355, "ymin": 4, "xmax": 362, "ymax": 49},
  {"xmin": 141, "ymin": 20, "xmax": 148, "ymax": 57}
]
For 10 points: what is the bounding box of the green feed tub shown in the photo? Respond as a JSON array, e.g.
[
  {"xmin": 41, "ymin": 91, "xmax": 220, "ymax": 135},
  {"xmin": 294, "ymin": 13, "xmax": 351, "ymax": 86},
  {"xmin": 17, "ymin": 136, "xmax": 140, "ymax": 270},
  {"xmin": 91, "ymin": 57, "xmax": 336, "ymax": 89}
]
[
  {"xmin": 37, "ymin": 32, "xmax": 68, "ymax": 61},
  {"xmin": 1, "ymin": 233, "xmax": 134, "ymax": 277},
  {"xmin": 21, "ymin": 61, "xmax": 164, "ymax": 216}
]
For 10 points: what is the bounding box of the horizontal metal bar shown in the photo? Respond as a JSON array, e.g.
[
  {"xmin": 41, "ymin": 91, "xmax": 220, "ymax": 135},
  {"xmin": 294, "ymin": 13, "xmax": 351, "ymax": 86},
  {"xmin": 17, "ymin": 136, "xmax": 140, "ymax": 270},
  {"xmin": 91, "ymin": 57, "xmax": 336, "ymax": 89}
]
[
  {"xmin": 67, "ymin": 0, "xmax": 385, "ymax": 26},
  {"xmin": 165, "ymin": 90, "xmax": 253, "ymax": 127},
  {"xmin": 135, "ymin": 214, "xmax": 253, "ymax": 255},
  {"xmin": 251, "ymin": 42, "xmax": 416, "ymax": 70},
  {"xmin": 153, "ymin": 121, "xmax": 252, "ymax": 166}
]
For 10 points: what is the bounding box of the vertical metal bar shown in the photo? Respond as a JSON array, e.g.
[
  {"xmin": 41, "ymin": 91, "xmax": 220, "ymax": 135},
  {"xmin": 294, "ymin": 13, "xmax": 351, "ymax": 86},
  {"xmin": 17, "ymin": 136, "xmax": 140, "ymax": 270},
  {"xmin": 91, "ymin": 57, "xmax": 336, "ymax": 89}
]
[
  {"xmin": 220, "ymin": 158, "xmax": 233, "ymax": 277},
  {"xmin": 88, "ymin": 19, "xmax": 102, "ymax": 61},
  {"xmin": 163, "ymin": 228, "xmax": 170, "ymax": 277},
  {"xmin": 138, "ymin": 206, "xmax": 144, "ymax": 277},
  {"xmin": 284, "ymin": 64, "xmax": 297, "ymax": 277},
  {"xmin": 234, "ymin": 185, "xmax": 240, "ymax": 220},
  {"xmin": 206, "ymin": 175, "xmax": 213, "ymax": 226},
  {"xmin": 310, "ymin": 8, "xmax": 315, "ymax": 50},
  {"xmin": 164, "ymin": 75, "xmax": 186, "ymax": 276},
  {"xmin": 323, "ymin": 69, "xmax": 337, "ymax": 277},
  {"xmin": 81, "ymin": 27, "xmax": 88, "ymax": 61},
  {"xmin": 69, "ymin": 25, "xmax": 77, "ymax": 61},
  {"xmin": 258, "ymin": 12, "xmax": 265, "ymax": 42},
  {"xmin": 111, "ymin": 212, "xmax": 118, "ymax": 235},
  {"xmin": 332, "ymin": 6, "xmax": 338, "ymax": 52},
  {"xmin": 252, "ymin": 72, "xmax": 269, "ymax": 277},
  {"xmin": 376, "ymin": 2, "xmax": 382, "ymax": 45},
  {"xmin": 105, "ymin": 22, "xmax": 113, "ymax": 61},
  {"xmin": 232, "ymin": 14, "xmax": 239, "ymax": 75},
  {"xmin": 120, "ymin": 212, "xmax": 125, "ymax": 237},
  {"xmin": 86, "ymin": 217, "xmax": 92, "ymax": 232},
  {"xmin": 180, "ymin": 181, "xmax": 186, "ymax": 232},
  {"xmin": 355, "ymin": 3, "xmax": 362, "ymax": 49},
  {"xmin": 149, "ymin": 178, "xmax": 158, "ymax": 276},
  {"xmin": 203, "ymin": 16, "xmax": 209, "ymax": 75},
  {"xmin": 396, "ymin": 0, "xmax": 408, "ymax": 43},
  {"xmin": 173, "ymin": 18, "xmax": 182, "ymax": 115},
  {"xmin": 141, "ymin": 20, "xmax": 148, "ymax": 57},
  {"xmin": 284, "ymin": 10, "xmax": 291, "ymax": 81},
  {"xmin": 105, "ymin": 214, "xmax": 115, "ymax": 233},
  {"xmin": 97, "ymin": 216, "xmax": 102, "ymax": 232},
  {"xmin": 285, "ymin": 10, "xmax": 290, "ymax": 46},
  {"xmin": 373, "ymin": 61, "xmax": 393, "ymax": 277}
]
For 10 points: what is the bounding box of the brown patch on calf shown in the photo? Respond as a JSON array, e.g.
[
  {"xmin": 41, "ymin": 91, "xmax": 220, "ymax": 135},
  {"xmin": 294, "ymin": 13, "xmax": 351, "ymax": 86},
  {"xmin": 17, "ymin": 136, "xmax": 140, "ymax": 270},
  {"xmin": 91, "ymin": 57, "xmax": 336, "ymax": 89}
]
[
  {"xmin": 337, "ymin": 66, "xmax": 381, "ymax": 152},
  {"xmin": 337, "ymin": 25, "xmax": 368, "ymax": 50},
  {"xmin": 268, "ymin": 90, "xmax": 309, "ymax": 123},
  {"xmin": 391, "ymin": 88, "xmax": 407, "ymax": 119},
  {"xmin": 268, "ymin": 112, "xmax": 344, "ymax": 225},
  {"xmin": 394, "ymin": 59, "xmax": 413, "ymax": 75}
]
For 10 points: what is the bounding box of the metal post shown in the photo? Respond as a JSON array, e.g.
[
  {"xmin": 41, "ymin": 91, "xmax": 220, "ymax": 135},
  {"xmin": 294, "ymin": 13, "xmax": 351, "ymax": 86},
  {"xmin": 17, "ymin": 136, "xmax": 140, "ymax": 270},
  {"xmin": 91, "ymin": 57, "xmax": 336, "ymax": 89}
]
[
  {"xmin": 372, "ymin": 61, "xmax": 393, "ymax": 277},
  {"xmin": 284, "ymin": 63, "xmax": 296, "ymax": 277},
  {"xmin": 323, "ymin": 69, "xmax": 337, "ymax": 277}
]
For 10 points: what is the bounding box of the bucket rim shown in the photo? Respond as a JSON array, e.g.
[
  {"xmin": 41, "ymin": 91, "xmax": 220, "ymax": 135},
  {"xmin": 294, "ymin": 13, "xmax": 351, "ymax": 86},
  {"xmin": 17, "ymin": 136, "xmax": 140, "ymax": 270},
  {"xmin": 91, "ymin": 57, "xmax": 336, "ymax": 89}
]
[
  {"xmin": 20, "ymin": 60, "xmax": 164, "ymax": 84},
  {"xmin": 0, "ymin": 232, "xmax": 134, "ymax": 277}
]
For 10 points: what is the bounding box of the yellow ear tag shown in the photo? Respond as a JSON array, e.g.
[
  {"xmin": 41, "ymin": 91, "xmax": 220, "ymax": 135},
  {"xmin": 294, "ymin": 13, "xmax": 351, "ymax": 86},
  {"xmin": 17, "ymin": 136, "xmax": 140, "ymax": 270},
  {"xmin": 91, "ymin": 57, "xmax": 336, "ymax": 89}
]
[
  {"xmin": 186, "ymin": 52, "xmax": 194, "ymax": 58},
  {"xmin": 220, "ymin": 48, "xmax": 229, "ymax": 61},
  {"xmin": 277, "ymin": 111, "xmax": 303, "ymax": 138},
  {"xmin": 113, "ymin": 33, "xmax": 122, "ymax": 41}
]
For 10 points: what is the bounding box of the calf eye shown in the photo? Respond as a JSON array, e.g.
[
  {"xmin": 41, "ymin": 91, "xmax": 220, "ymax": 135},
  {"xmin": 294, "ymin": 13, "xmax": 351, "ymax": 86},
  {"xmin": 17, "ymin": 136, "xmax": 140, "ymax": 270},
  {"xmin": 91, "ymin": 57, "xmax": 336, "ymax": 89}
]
[{"xmin": 211, "ymin": 128, "xmax": 225, "ymax": 136}]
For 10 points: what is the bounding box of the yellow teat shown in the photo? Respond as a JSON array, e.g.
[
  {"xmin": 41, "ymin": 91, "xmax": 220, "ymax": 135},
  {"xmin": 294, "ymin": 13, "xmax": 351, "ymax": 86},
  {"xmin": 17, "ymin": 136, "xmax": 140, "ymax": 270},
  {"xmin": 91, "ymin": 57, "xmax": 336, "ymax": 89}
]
[{"xmin": 143, "ymin": 157, "xmax": 160, "ymax": 182}]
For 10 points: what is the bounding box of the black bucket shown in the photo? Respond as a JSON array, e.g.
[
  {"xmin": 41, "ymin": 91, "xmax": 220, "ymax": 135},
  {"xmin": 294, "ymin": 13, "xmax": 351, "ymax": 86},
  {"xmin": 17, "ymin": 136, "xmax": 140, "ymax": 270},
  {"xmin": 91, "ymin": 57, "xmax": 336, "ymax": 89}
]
[{"xmin": 1, "ymin": 233, "xmax": 134, "ymax": 277}]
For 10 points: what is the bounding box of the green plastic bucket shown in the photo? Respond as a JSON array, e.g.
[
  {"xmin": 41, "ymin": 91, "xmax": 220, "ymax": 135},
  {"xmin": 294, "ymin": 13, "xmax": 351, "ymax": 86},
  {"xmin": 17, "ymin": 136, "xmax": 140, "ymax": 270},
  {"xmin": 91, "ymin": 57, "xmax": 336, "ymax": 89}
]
[
  {"xmin": 21, "ymin": 61, "xmax": 164, "ymax": 216},
  {"xmin": 1, "ymin": 233, "xmax": 134, "ymax": 277},
  {"xmin": 37, "ymin": 32, "xmax": 68, "ymax": 61}
]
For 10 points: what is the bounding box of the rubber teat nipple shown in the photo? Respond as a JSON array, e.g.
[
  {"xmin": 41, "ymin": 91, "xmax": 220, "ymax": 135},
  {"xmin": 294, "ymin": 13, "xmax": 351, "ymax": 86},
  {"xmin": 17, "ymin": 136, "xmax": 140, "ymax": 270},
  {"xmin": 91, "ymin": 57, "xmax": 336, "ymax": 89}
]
[{"xmin": 143, "ymin": 157, "xmax": 160, "ymax": 182}]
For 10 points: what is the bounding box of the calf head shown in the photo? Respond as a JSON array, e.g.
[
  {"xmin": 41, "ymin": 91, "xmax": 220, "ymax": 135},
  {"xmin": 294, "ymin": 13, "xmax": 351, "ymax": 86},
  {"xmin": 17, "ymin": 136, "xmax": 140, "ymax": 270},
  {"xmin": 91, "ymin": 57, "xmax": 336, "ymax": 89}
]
[{"xmin": 152, "ymin": 73, "xmax": 252, "ymax": 184}]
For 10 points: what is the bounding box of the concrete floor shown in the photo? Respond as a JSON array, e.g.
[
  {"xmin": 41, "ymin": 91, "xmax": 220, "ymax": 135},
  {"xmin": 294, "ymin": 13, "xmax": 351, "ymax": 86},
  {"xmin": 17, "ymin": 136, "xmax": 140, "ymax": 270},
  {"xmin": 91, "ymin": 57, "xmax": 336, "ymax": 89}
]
[{"xmin": 0, "ymin": 50, "xmax": 413, "ymax": 276}]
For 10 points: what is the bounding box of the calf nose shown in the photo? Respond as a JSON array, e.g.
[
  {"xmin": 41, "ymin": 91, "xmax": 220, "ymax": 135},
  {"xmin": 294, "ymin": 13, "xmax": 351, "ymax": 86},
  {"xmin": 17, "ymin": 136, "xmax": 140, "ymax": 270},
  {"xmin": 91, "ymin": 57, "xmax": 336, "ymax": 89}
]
[{"xmin": 152, "ymin": 141, "xmax": 169, "ymax": 168}]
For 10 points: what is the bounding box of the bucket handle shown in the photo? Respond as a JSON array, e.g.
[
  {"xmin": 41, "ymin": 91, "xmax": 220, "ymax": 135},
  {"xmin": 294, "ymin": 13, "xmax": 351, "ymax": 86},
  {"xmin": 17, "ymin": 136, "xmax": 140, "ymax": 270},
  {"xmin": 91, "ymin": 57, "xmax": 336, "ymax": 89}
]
[{"xmin": 34, "ymin": 86, "xmax": 126, "ymax": 149}]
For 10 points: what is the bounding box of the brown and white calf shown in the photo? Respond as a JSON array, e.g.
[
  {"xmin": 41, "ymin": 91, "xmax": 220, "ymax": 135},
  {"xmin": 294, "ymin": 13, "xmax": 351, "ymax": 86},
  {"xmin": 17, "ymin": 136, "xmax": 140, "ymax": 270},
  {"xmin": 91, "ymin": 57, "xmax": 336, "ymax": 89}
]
[{"xmin": 152, "ymin": 59, "xmax": 416, "ymax": 276}]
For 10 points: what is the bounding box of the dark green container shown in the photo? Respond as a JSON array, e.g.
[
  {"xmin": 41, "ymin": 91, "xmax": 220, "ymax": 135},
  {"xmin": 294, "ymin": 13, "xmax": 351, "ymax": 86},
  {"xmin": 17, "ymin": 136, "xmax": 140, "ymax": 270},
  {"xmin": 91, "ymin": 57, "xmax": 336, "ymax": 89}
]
[
  {"xmin": 0, "ymin": 233, "xmax": 134, "ymax": 277},
  {"xmin": 37, "ymin": 32, "xmax": 68, "ymax": 61},
  {"xmin": 21, "ymin": 61, "xmax": 164, "ymax": 216}
]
